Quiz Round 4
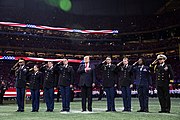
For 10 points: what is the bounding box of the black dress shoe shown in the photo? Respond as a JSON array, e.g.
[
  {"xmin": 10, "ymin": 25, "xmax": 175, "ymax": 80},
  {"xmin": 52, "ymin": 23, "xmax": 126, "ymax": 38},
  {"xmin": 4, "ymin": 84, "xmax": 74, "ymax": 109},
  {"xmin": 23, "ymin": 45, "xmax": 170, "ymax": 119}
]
[
  {"xmin": 159, "ymin": 111, "xmax": 166, "ymax": 113},
  {"xmin": 88, "ymin": 108, "xmax": 92, "ymax": 111},
  {"xmin": 31, "ymin": 110, "xmax": 38, "ymax": 112},
  {"xmin": 122, "ymin": 110, "xmax": 127, "ymax": 112},
  {"xmin": 49, "ymin": 110, "xmax": 53, "ymax": 112},
  {"xmin": 46, "ymin": 110, "xmax": 50, "ymax": 112},
  {"xmin": 165, "ymin": 111, "xmax": 170, "ymax": 113},
  {"xmin": 20, "ymin": 110, "xmax": 24, "ymax": 112},
  {"xmin": 105, "ymin": 110, "xmax": 111, "ymax": 112},
  {"xmin": 16, "ymin": 110, "xmax": 21, "ymax": 112},
  {"xmin": 137, "ymin": 110, "xmax": 144, "ymax": 112},
  {"xmin": 88, "ymin": 109, "xmax": 92, "ymax": 112},
  {"xmin": 81, "ymin": 110, "xmax": 86, "ymax": 112},
  {"xmin": 60, "ymin": 110, "xmax": 65, "ymax": 112},
  {"xmin": 144, "ymin": 110, "xmax": 149, "ymax": 112},
  {"xmin": 66, "ymin": 110, "xmax": 70, "ymax": 112}
]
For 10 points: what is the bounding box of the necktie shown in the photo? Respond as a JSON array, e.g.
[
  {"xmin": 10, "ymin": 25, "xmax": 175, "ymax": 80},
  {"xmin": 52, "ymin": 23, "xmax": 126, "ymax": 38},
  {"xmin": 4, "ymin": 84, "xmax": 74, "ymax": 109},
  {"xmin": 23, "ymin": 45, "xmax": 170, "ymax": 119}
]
[
  {"xmin": 140, "ymin": 66, "xmax": 143, "ymax": 71},
  {"xmin": 85, "ymin": 64, "xmax": 88, "ymax": 73},
  {"xmin": 35, "ymin": 71, "xmax": 38, "ymax": 75},
  {"xmin": 107, "ymin": 64, "xmax": 109, "ymax": 67}
]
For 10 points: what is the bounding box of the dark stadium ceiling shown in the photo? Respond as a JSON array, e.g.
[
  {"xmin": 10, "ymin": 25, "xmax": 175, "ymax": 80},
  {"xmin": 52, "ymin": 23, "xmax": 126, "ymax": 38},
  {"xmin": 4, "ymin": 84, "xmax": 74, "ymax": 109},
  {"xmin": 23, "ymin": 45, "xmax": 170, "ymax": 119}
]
[
  {"xmin": 0, "ymin": 0, "xmax": 179, "ymax": 28},
  {"xmin": 0, "ymin": 0, "xmax": 179, "ymax": 16}
]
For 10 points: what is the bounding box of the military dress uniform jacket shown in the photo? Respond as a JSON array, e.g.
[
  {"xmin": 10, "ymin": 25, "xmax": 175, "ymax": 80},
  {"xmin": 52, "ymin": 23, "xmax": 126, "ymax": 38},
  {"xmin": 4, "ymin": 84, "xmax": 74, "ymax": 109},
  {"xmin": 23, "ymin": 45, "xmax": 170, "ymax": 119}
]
[
  {"xmin": 42, "ymin": 67, "xmax": 56, "ymax": 89},
  {"xmin": 77, "ymin": 63, "xmax": 96, "ymax": 87},
  {"xmin": 14, "ymin": 66, "xmax": 29, "ymax": 88},
  {"xmin": 132, "ymin": 65, "xmax": 152, "ymax": 86},
  {"xmin": 150, "ymin": 63, "xmax": 174, "ymax": 86},
  {"xmin": 98, "ymin": 63, "xmax": 117, "ymax": 88},
  {"xmin": 116, "ymin": 65, "xmax": 133, "ymax": 87},
  {"xmin": 57, "ymin": 65, "xmax": 74, "ymax": 87},
  {"xmin": 29, "ymin": 71, "xmax": 43, "ymax": 89}
]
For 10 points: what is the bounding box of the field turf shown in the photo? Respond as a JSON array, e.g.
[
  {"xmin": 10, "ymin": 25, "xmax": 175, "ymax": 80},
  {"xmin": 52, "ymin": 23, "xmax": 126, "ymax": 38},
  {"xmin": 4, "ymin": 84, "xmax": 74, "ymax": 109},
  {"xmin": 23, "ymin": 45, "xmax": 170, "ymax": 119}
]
[{"xmin": 0, "ymin": 98, "xmax": 179, "ymax": 120}]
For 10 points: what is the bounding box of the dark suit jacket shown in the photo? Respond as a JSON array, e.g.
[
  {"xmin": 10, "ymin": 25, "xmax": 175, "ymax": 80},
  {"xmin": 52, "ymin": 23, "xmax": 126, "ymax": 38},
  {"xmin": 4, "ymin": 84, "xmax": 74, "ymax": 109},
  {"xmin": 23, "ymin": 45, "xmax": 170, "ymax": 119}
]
[
  {"xmin": 77, "ymin": 63, "xmax": 96, "ymax": 87},
  {"xmin": 57, "ymin": 65, "xmax": 74, "ymax": 87},
  {"xmin": 98, "ymin": 63, "xmax": 117, "ymax": 88},
  {"xmin": 132, "ymin": 65, "xmax": 152, "ymax": 86},
  {"xmin": 116, "ymin": 65, "xmax": 133, "ymax": 87}
]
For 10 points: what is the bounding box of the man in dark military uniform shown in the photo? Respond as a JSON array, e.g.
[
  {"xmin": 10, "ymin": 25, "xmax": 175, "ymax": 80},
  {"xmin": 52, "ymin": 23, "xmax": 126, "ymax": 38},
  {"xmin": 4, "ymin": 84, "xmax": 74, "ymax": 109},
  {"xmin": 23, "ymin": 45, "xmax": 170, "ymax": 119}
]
[
  {"xmin": 150, "ymin": 54, "xmax": 174, "ymax": 113},
  {"xmin": 77, "ymin": 56, "xmax": 95, "ymax": 112},
  {"xmin": 116, "ymin": 57, "xmax": 133, "ymax": 112},
  {"xmin": 98, "ymin": 56, "xmax": 117, "ymax": 112},
  {"xmin": 28, "ymin": 65, "xmax": 43, "ymax": 112},
  {"xmin": 11, "ymin": 58, "xmax": 29, "ymax": 112},
  {"xmin": 56, "ymin": 58, "xmax": 74, "ymax": 112},
  {"xmin": 42, "ymin": 61, "xmax": 56, "ymax": 112},
  {"xmin": 132, "ymin": 58, "xmax": 152, "ymax": 112}
]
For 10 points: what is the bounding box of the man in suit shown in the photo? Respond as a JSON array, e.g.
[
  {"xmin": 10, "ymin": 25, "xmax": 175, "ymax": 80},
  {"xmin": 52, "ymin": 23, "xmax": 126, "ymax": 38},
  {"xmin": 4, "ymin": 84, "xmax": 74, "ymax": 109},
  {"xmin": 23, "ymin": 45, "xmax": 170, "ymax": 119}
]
[
  {"xmin": 56, "ymin": 58, "xmax": 74, "ymax": 112},
  {"xmin": 116, "ymin": 57, "xmax": 133, "ymax": 112},
  {"xmin": 42, "ymin": 61, "xmax": 56, "ymax": 112},
  {"xmin": 150, "ymin": 54, "xmax": 174, "ymax": 113},
  {"xmin": 98, "ymin": 56, "xmax": 117, "ymax": 112},
  {"xmin": 77, "ymin": 56, "xmax": 95, "ymax": 112},
  {"xmin": 11, "ymin": 58, "xmax": 29, "ymax": 112},
  {"xmin": 132, "ymin": 58, "xmax": 152, "ymax": 112},
  {"xmin": 28, "ymin": 65, "xmax": 43, "ymax": 112}
]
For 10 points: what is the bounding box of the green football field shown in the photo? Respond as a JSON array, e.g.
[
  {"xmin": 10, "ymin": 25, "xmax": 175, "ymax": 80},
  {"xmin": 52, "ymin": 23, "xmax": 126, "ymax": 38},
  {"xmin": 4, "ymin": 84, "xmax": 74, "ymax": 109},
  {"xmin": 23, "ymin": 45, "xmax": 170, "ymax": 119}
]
[{"xmin": 0, "ymin": 98, "xmax": 179, "ymax": 120}]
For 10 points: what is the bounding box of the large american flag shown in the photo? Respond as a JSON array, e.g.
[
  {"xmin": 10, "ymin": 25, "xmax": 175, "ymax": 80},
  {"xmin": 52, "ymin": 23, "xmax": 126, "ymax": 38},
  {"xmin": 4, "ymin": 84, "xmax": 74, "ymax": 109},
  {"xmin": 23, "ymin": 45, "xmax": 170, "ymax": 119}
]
[
  {"xmin": 0, "ymin": 21, "xmax": 118, "ymax": 34},
  {"xmin": 0, "ymin": 56, "xmax": 81, "ymax": 63}
]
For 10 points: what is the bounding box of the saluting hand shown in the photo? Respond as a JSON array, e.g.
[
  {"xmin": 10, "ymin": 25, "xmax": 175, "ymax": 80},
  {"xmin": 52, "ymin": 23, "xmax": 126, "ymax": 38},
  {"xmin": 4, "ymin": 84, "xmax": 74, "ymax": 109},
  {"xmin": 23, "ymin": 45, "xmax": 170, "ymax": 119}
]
[
  {"xmin": 57, "ymin": 61, "xmax": 62, "ymax": 64},
  {"xmin": 117, "ymin": 61, "xmax": 123, "ymax": 66},
  {"xmin": 29, "ymin": 68, "xmax": 34, "ymax": 71},
  {"xmin": 133, "ymin": 61, "xmax": 138, "ymax": 66},
  {"xmin": 102, "ymin": 60, "xmax": 106, "ymax": 64},
  {"xmin": 152, "ymin": 59, "xmax": 158, "ymax": 65}
]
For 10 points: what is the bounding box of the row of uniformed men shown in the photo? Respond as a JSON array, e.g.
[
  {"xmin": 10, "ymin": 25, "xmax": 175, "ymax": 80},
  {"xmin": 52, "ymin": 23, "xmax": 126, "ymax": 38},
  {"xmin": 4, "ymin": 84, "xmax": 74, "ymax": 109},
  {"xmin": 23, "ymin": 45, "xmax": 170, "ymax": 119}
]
[{"xmin": 11, "ymin": 54, "xmax": 174, "ymax": 113}]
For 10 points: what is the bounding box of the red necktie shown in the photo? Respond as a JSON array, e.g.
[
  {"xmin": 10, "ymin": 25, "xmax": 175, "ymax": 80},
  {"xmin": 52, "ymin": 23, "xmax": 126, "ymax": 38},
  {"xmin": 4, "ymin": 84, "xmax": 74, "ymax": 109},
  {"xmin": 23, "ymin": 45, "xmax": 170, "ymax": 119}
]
[{"xmin": 85, "ymin": 64, "xmax": 88, "ymax": 72}]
